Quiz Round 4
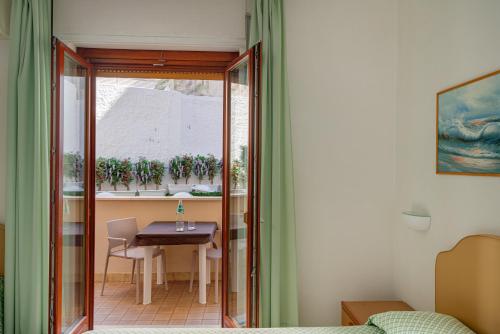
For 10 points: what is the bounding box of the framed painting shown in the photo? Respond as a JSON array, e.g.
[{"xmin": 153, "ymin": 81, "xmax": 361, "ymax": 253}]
[{"xmin": 436, "ymin": 69, "xmax": 500, "ymax": 176}]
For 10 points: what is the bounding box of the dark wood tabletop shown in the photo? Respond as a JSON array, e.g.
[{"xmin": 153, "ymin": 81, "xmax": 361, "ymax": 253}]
[{"xmin": 134, "ymin": 221, "xmax": 217, "ymax": 247}]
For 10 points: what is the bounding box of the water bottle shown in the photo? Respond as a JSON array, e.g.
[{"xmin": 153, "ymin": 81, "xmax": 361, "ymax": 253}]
[{"xmin": 176, "ymin": 200, "xmax": 185, "ymax": 231}]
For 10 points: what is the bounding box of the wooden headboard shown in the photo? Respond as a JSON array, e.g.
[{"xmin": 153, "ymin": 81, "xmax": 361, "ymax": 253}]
[{"xmin": 435, "ymin": 234, "xmax": 500, "ymax": 334}]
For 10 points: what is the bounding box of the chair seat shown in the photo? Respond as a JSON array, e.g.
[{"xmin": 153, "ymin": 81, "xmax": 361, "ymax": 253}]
[
  {"xmin": 111, "ymin": 246, "xmax": 163, "ymax": 260},
  {"xmin": 206, "ymin": 248, "xmax": 222, "ymax": 259}
]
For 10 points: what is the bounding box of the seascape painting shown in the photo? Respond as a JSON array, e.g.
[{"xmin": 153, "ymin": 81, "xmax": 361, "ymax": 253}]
[{"xmin": 437, "ymin": 71, "xmax": 500, "ymax": 175}]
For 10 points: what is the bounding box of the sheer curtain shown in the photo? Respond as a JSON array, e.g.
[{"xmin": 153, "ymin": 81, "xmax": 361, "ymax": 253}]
[
  {"xmin": 5, "ymin": 0, "xmax": 51, "ymax": 332},
  {"xmin": 249, "ymin": 0, "xmax": 299, "ymax": 327}
]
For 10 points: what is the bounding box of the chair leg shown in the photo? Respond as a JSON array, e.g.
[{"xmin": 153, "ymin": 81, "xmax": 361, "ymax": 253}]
[
  {"xmin": 189, "ymin": 250, "xmax": 197, "ymax": 293},
  {"xmin": 214, "ymin": 259, "xmax": 219, "ymax": 304},
  {"xmin": 131, "ymin": 259, "xmax": 136, "ymax": 284},
  {"xmin": 100, "ymin": 254, "xmax": 110, "ymax": 296},
  {"xmin": 162, "ymin": 250, "xmax": 168, "ymax": 290},
  {"xmin": 136, "ymin": 259, "xmax": 141, "ymax": 304}
]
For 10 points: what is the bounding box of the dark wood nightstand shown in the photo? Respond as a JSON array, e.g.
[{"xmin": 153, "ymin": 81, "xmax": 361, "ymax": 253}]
[{"xmin": 341, "ymin": 301, "xmax": 414, "ymax": 326}]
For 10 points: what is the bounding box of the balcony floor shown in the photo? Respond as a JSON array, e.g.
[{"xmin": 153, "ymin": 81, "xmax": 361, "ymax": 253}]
[{"xmin": 94, "ymin": 281, "xmax": 221, "ymax": 328}]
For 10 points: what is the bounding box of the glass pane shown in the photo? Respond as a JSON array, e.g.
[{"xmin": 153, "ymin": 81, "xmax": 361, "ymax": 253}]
[
  {"xmin": 61, "ymin": 54, "xmax": 87, "ymax": 333},
  {"xmin": 227, "ymin": 59, "xmax": 249, "ymax": 326}
]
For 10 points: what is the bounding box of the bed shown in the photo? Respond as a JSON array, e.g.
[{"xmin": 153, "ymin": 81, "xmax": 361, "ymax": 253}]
[
  {"xmin": 87, "ymin": 234, "xmax": 500, "ymax": 334},
  {"xmin": 86, "ymin": 328, "xmax": 382, "ymax": 334}
]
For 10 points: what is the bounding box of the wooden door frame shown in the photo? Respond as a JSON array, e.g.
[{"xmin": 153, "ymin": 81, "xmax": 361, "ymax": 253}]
[
  {"xmin": 221, "ymin": 43, "xmax": 261, "ymax": 328},
  {"xmin": 69, "ymin": 47, "xmax": 240, "ymax": 331},
  {"xmin": 76, "ymin": 48, "xmax": 239, "ymax": 78},
  {"xmin": 50, "ymin": 39, "xmax": 95, "ymax": 334}
]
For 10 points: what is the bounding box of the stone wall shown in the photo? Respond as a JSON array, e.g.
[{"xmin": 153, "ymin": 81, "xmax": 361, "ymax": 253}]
[{"xmin": 95, "ymin": 78, "xmax": 236, "ymax": 187}]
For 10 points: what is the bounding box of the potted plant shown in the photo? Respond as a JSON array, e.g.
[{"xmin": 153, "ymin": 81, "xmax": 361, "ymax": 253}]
[
  {"xmin": 120, "ymin": 158, "xmax": 133, "ymax": 190},
  {"xmin": 168, "ymin": 155, "xmax": 182, "ymax": 184},
  {"xmin": 218, "ymin": 158, "xmax": 224, "ymax": 178},
  {"xmin": 135, "ymin": 157, "xmax": 152, "ymax": 190},
  {"xmin": 206, "ymin": 154, "xmax": 218, "ymax": 184},
  {"xmin": 107, "ymin": 158, "xmax": 122, "ymax": 191},
  {"xmin": 181, "ymin": 154, "xmax": 194, "ymax": 184},
  {"xmin": 95, "ymin": 157, "xmax": 107, "ymax": 191},
  {"xmin": 150, "ymin": 160, "xmax": 165, "ymax": 190},
  {"xmin": 231, "ymin": 160, "xmax": 242, "ymax": 189},
  {"xmin": 64, "ymin": 152, "xmax": 83, "ymax": 182},
  {"xmin": 193, "ymin": 154, "xmax": 208, "ymax": 183}
]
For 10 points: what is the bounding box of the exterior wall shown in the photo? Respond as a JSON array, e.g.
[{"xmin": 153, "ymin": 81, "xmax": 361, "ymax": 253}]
[
  {"xmin": 285, "ymin": 0, "xmax": 398, "ymax": 326},
  {"xmin": 94, "ymin": 198, "xmax": 222, "ymax": 280},
  {"xmin": 394, "ymin": 0, "xmax": 500, "ymax": 311},
  {"xmin": 95, "ymin": 80, "xmax": 226, "ymax": 187}
]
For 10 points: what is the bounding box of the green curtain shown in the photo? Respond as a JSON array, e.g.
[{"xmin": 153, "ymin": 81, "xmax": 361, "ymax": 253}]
[
  {"xmin": 0, "ymin": 0, "xmax": 10, "ymax": 37},
  {"xmin": 5, "ymin": 0, "xmax": 51, "ymax": 333},
  {"xmin": 249, "ymin": 0, "xmax": 299, "ymax": 327}
]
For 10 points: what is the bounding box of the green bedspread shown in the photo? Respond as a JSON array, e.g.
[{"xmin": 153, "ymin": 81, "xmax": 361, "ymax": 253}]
[{"xmin": 86, "ymin": 326, "xmax": 383, "ymax": 334}]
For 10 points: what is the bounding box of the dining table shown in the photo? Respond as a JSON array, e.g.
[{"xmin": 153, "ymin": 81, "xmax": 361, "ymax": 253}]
[{"xmin": 134, "ymin": 221, "xmax": 218, "ymax": 305}]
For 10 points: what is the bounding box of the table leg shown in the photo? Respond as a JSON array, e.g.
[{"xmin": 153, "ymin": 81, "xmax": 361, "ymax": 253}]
[
  {"xmin": 136, "ymin": 259, "xmax": 141, "ymax": 304},
  {"xmin": 143, "ymin": 246, "xmax": 153, "ymax": 305},
  {"xmin": 157, "ymin": 248, "xmax": 163, "ymax": 285},
  {"xmin": 198, "ymin": 243, "xmax": 207, "ymax": 304},
  {"xmin": 206, "ymin": 258, "xmax": 211, "ymax": 285}
]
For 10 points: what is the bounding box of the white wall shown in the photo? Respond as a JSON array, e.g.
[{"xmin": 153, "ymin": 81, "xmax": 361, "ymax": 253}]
[
  {"xmin": 285, "ymin": 0, "xmax": 398, "ymax": 326},
  {"xmin": 0, "ymin": 39, "xmax": 8, "ymax": 223},
  {"xmin": 53, "ymin": 0, "xmax": 246, "ymax": 51},
  {"xmin": 394, "ymin": 0, "xmax": 500, "ymax": 312},
  {"xmin": 96, "ymin": 81, "xmax": 224, "ymax": 163}
]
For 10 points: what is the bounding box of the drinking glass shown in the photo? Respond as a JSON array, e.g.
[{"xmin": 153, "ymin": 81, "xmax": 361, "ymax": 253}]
[
  {"xmin": 176, "ymin": 221, "xmax": 185, "ymax": 232},
  {"xmin": 188, "ymin": 221, "xmax": 196, "ymax": 231}
]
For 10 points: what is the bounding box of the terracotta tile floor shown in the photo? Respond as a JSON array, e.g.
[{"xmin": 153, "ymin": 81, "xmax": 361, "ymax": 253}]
[{"xmin": 94, "ymin": 281, "xmax": 221, "ymax": 328}]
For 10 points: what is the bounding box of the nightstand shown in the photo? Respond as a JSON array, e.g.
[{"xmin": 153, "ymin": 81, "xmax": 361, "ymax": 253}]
[{"xmin": 341, "ymin": 301, "xmax": 414, "ymax": 326}]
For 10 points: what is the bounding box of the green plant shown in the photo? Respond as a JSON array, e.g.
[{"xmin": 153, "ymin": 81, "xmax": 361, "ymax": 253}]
[
  {"xmin": 218, "ymin": 158, "xmax": 224, "ymax": 178},
  {"xmin": 168, "ymin": 156, "xmax": 182, "ymax": 184},
  {"xmin": 135, "ymin": 157, "xmax": 152, "ymax": 190},
  {"xmin": 193, "ymin": 155, "xmax": 208, "ymax": 182},
  {"xmin": 95, "ymin": 157, "xmax": 107, "ymax": 191},
  {"xmin": 190, "ymin": 191, "xmax": 222, "ymax": 197},
  {"xmin": 206, "ymin": 154, "xmax": 218, "ymax": 184},
  {"xmin": 181, "ymin": 154, "xmax": 194, "ymax": 184},
  {"xmin": 106, "ymin": 158, "xmax": 122, "ymax": 190},
  {"xmin": 231, "ymin": 160, "xmax": 242, "ymax": 189},
  {"xmin": 150, "ymin": 160, "xmax": 165, "ymax": 190},
  {"xmin": 64, "ymin": 152, "xmax": 83, "ymax": 182},
  {"xmin": 120, "ymin": 158, "xmax": 133, "ymax": 190}
]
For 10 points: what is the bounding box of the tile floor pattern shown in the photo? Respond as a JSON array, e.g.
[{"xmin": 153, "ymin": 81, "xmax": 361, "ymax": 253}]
[{"xmin": 94, "ymin": 281, "xmax": 221, "ymax": 328}]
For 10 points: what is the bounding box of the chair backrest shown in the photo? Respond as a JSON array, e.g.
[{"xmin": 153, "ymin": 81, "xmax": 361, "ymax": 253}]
[{"xmin": 106, "ymin": 217, "xmax": 138, "ymax": 250}]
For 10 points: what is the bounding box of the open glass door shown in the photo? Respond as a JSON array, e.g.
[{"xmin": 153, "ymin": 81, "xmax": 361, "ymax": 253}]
[
  {"xmin": 50, "ymin": 39, "xmax": 95, "ymax": 334},
  {"xmin": 222, "ymin": 43, "xmax": 261, "ymax": 328}
]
